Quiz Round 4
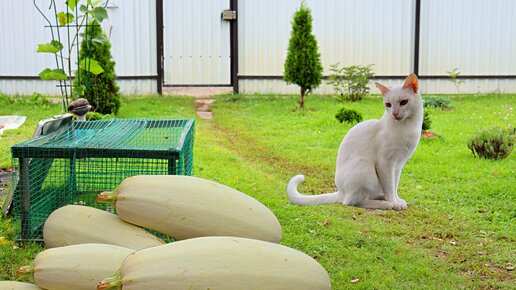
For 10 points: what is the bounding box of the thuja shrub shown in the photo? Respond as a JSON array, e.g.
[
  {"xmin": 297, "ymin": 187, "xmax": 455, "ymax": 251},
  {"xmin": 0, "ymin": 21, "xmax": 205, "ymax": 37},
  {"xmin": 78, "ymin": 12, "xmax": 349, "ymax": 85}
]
[
  {"xmin": 423, "ymin": 96, "xmax": 454, "ymax": 110},
  {"xmin": 75, "ymin": 21, "xmax": 121, "ymax": 115},
  {"xmin": 422, "ymin": 109, "xmax": 432, "ymax": 131},
  {"xmin": 467, "ymin": 127, "xmax": 514, "ymax": 160},
  {"xmin": 335, "ymin": 107, "xmax": 363, "ymax": 124},
  {"xmin": 284, "ymin": 2, "xmax": 323, "ymax": 110}
]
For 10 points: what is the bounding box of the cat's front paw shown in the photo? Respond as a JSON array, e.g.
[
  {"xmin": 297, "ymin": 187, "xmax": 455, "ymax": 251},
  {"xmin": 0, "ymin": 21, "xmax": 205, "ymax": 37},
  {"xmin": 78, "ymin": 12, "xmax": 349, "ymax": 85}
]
[{"xmin": 392, "ymin": 199, "xmax": 407, "ymax": 211}]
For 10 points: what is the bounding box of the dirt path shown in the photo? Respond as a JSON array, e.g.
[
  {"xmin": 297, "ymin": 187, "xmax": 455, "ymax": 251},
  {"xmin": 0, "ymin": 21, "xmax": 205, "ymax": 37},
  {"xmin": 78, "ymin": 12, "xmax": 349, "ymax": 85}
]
[
  {"xmin": 194, "ymin": 98, "xmax": 216, "ymax": 120},
  {"xmin": 0, "ymin": 169, "xmax": 11, "ymax": 201},
  {"xmin": 163, "ymin": 86, "xmax": 232, "ymax": 120}
]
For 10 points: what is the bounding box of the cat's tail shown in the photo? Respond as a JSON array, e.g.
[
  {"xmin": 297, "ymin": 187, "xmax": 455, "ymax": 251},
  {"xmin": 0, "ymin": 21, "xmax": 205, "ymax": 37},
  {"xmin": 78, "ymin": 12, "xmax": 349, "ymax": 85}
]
[{"xmin": 286, "ymin": 174, "xmax": 342, "ymax": 205}]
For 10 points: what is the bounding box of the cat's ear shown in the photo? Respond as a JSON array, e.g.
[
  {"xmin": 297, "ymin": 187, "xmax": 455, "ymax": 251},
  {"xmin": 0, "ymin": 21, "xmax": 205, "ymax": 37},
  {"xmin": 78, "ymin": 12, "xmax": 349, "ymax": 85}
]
[
  {"xmin": 403, "ymin": 73, "xmax": 419, "ymax": 93},
  {"xmin": 375, "ymin": 82, "xmax": 390, "ymax": 95}
]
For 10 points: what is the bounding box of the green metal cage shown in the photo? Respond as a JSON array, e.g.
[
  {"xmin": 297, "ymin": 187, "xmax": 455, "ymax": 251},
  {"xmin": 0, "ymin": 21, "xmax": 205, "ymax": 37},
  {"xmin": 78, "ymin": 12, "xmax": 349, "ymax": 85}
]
[{"xmin": 11, "ymin": 118, "xmax": 194, "ymax": 241}]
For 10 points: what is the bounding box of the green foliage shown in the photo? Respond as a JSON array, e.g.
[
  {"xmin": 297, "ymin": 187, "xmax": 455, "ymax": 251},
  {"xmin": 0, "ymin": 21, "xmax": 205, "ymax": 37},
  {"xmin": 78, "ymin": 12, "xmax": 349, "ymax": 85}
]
[
  {"xmin": 85, "ymin": 111, "xmax": 112, "ymax": 121},
  {"xmin": 335, "ymin": 107, "xmax": 363, "ymax": 124},
  {"xmin": 75, "ymin": 21, "xmax": 121, "ymax": 115},
  {"xmin": 0, "ymin": 92, "xmax": 51, "ymax": 107},
  {"xmin": 283, "ymin": 2, "xmax": 323, "ymax": 109},
  {"xmin": 447, "ymin": 68, "xmax": 464, "ymax": 94},
  {"xmin": 468, "ymin": 127, "xmax": 514, "ymax": 160},
  {"xmin": 35, "ymin": 0, "xmax": 109, "ymax": 109},
  {"xmin": 208, "ymin": 94, "xmax": 515, "ymax": 289},
  {"xmin": 423, "ymin": 95, "xmax": 454, "ymax": 110},
  {"xmin": 328, "ymin": 64, "xmax": 375, "ymax": 102},
  {"xmin": 0, "ymin": 218, "xmax": 44, "ymax": 282},
  {"xmin": 1, "ymin": 94, "xmax": 515, "ymax": 289},
  {"xmin": 478, "ymin": 89, "xmax": 502, "ymax": 98},
  {"xmin": 36, "ymin": 40, "xmax": 64, "ymax": 54},
  {"xmin": 422, "ymin": 109, "xmax": 432, "ymax": 131}
]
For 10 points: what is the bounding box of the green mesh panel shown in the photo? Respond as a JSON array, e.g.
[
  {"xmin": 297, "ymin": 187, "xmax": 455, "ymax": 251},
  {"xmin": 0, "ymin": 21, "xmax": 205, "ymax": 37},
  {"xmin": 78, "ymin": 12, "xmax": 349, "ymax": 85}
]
[{"xmin": 11, "ymin": 118, "xmax": 194, "ymax": 241}]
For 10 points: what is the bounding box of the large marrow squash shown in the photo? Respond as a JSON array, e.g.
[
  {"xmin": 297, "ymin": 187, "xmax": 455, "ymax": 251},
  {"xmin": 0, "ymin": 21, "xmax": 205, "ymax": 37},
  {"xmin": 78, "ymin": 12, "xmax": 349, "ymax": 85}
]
[
  {"xmin": 43, "ymin": 205, "xmax": 164, "ymax": 250},
  {"xmin": 98, "ymin": 236, "xmax": 331, "ymax": 290},
  {"xmin": 18, "ymin": 243, "xmax": 133, "ymax": 290},
  {"xmin": 97, "ymin": 175, "xmax": 282, "ymax": 243},
  {"xmin": 0, "ymin": 281, "xmax": 42, "ymax": 290}
]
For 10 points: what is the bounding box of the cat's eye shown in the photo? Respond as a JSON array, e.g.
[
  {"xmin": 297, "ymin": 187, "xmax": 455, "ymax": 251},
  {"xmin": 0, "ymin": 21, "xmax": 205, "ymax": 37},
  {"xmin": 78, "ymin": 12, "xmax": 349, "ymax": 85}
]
[
  {"xmin": 385, "ymin": 103, "xmax": 392, "ymax": 108},
  {"xmin": 400, "ymin": 100, "xmax": 409, "ymax": 106}
]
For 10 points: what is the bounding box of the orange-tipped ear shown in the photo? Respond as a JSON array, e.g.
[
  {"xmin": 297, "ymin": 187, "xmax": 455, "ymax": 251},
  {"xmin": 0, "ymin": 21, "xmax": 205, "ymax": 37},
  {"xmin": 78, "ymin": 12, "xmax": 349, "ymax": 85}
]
[
  {"xmin": 403, "ymin": 73, "xmax": 419, "ymax": 93},
  {"xmin": 375, "ymin": 82, "xmax": 390, "ymax": 95}
]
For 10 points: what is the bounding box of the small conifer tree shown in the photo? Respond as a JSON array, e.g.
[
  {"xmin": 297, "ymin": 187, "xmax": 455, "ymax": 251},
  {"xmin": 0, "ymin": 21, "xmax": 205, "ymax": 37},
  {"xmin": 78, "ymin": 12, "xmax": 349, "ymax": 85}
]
[
  {"xmin": 75, "ymin": 21, "xmax": 121, "ymax": 115},
  {"xmin": 284, "ymin": 2, "xmax": 323, "ymax": 110}
]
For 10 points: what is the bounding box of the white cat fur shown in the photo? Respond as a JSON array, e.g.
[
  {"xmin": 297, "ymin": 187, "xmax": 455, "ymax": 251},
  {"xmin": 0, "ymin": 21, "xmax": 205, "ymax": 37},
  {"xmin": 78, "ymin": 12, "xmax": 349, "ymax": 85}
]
[{"xmin": 287, "ymin": 74, "xmax": 423, "ymax": 210}]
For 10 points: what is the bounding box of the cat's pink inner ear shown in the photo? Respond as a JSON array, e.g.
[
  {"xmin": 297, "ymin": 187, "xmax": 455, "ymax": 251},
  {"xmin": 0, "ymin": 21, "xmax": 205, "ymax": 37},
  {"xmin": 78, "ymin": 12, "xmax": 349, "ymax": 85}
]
[
  {"xmin": 403, "ymin": 73, "xmax": 419, "ymax": 93},
  {"xmin": 375, "ymin": 82, "xmax": 390, "ymax": 95}
]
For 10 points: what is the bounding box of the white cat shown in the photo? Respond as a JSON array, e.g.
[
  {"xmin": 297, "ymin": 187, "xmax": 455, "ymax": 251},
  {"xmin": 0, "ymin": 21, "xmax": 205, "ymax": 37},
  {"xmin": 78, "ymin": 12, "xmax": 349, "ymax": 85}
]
[{"xmin": 287, "ymin": 74, "xmax": 423, "ymax": 210}]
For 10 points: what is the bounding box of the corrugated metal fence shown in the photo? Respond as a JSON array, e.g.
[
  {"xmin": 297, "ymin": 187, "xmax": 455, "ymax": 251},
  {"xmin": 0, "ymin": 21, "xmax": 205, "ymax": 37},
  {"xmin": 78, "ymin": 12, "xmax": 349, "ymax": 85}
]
[{"xmin": 0, "ymin": 0, "xmax": 514, "ymax": 95}]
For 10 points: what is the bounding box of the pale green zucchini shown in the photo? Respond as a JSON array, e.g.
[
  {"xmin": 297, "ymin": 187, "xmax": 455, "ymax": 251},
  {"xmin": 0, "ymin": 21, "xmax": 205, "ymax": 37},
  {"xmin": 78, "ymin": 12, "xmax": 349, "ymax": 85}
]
[
  {"xmin": 96, "ymin": 175, "xmax": 282, "ymax": 243},
  {"xmin": 17, "ymin": 243, "xmax": 133, "ymax": 290},
  {"xmin": 98, "ymin": 236, "xmax": 331, "ymax": 290},
  {"xmin": 0, "ymin": 281, "xmax": 42, "ymax": 290},
  {"xmin": 43, "ymin": 205, "xmax": 164, "ymax": 250}
]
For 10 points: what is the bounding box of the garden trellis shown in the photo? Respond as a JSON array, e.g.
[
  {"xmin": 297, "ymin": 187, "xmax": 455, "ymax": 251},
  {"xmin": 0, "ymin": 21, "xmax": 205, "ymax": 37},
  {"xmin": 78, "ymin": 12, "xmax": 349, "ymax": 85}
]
[{"xmin": 33, "ymin": 0, "xmax": 108, "ymax": 111}]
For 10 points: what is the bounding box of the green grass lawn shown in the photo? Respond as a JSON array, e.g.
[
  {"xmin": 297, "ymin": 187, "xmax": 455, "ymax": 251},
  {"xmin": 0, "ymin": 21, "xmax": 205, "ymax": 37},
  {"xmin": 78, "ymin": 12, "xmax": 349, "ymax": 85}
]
[{"xmin": 1, "ymin": 93, "xmax": 514, "ymax": 289}]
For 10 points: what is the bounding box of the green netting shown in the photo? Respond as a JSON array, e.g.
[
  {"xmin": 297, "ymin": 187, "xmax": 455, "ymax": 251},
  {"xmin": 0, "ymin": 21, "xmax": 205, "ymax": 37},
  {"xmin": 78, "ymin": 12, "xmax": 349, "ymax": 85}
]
[{"xmin": 11, "ymin": 118, "xmax": 195, "ymax": 241}]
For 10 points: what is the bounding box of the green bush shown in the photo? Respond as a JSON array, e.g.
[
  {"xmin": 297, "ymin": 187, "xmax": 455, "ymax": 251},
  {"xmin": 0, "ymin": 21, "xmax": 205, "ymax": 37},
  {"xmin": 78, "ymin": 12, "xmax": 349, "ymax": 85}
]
[
  {"xmin": 75, "ymin": 21, "xmax": 121, "ymax": 115},
  {"xmin": 335, "ymin": 108, "xmax": 363, "ymax": 124},
  {"xmin": 86, "ymin": 111, "xmax": 112, "ymax": 121},
  {"xmin": 328, "ymin": 64, "xmax": 374, "ymax": 102},
  {"xmin": 422, "ymin": 109, "xmax": 432, "ymax": 131},
  {"xmin": 283, "ymin": 2, "xmax": 323, "ymax": 110},
  {"xmin": 0, "ymin": 92, "xmax": 51, "ymax": 107},
  {"xmin": 423, "ymin": 96, "xmax": 454, "ymax": 110},
  {"xmin": 467, "ymin": 127, "xmax": 514, "ymax": 160}
]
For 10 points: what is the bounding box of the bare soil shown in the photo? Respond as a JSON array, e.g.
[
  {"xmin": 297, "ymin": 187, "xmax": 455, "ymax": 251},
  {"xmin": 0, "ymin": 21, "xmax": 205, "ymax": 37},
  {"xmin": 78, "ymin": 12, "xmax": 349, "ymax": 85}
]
[{"xmin": 0, "ymin": 169, "xmax": 11, "ymax": 200}]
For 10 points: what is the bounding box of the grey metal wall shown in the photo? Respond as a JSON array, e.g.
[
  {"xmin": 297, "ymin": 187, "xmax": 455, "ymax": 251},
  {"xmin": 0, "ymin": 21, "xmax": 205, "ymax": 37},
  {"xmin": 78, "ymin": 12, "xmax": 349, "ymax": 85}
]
[
  {"xmin": 420, "ymin": 0, "xmax": 516, "ymax": 76},
  {"xmin": 414, "ymin": 0, "xmax": 516, "ymax": 94},
  {"xmin": 238, "ymin": 0, "xmax": 413, "ymax": 78},
  {"xmin": 0, "ymin": 0, "xmax": 157, "ymax": 96},
  {"xmin": 1, "ymin": 0, "xmax": 515, "ymax": 96},
  {"xmin": 163, "ymin": 0, "xmax": 231, "ymax": 85},
  {"xmin": 105, "ymin": 0, "xmax": 157, "ymax": 94},
  {"xmin": 0, "ymin": 0, "xmax": 60, "ymax": 95},
  {"xmin": 237, "ymin": 0, "xmax": 516, "ymax": 94}
]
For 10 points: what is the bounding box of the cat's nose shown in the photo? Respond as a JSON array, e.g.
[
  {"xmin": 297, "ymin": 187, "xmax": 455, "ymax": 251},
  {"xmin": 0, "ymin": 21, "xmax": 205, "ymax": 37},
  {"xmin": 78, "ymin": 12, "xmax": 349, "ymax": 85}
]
[{"xmin": 392, "ymin": 112, "xmax": 399, "ymax": 118}]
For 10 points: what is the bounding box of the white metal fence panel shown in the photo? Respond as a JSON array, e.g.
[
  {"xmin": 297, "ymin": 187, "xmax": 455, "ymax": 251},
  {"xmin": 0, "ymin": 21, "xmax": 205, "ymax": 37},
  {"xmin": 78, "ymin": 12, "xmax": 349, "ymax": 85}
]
[
  {"xmin": 238, "ymin": 0, "xmax": 414, "ymax": 78},
  {"xmin": 163, "ymin": 0, "xmax": 231, "ymax": 85},
  {"xmin": 238, "ymin": 78, "xmax": 516, "ymax": 95},
  {"xmin": 0, "ymin": 0, "xmax": 156, "ymax": 95},
  {"xmin": 105, "ymin": 0, "xmax": 157, "ymax": 78},
  {"xmin": 420, "ymin": 0, "xmax": 516, "ymax": 76},
  {"xmin": 0, "ymin": 1, "xmax": 71, "ymax": 78},
  {"xmin": 1, "ymin": 1, "xmax": 515, "ymax": 95}
]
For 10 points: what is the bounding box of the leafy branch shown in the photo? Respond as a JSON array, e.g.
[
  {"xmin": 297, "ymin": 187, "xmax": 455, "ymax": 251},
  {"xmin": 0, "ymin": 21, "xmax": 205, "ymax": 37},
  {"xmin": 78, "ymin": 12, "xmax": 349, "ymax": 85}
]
[
  {"xmin": 446, "ymin": 68, "xmax": 464, "ymax": 94},
  {"xmin": 35, "ymin": 0, "xmax": 109, "ymax": 109}
]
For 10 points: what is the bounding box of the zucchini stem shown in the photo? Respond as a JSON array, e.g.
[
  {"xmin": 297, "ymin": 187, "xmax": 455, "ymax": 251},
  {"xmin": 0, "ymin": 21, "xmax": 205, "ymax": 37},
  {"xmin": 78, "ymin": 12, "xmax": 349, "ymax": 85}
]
[
  {"xmin": 97, "ymin": 271, "xmax": 123, "ymax": 290},
  {"xmin": 96, "ymin": 190, "xmax": 118, "ymax": 207},
  {"xmin": 17, "ymin": 264, "xmax": 34, "ymax": 276}
]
